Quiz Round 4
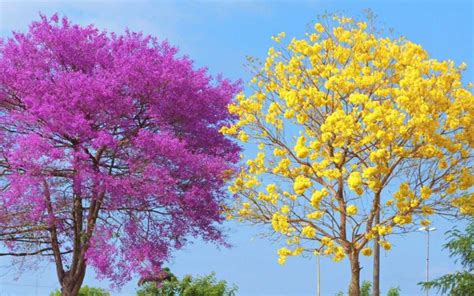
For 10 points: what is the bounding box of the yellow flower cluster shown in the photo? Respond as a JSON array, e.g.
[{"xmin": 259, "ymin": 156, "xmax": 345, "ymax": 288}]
[
  {"xmin": 272, "ymin": 212, "xmax": 290, "ymax": 234},
  {"xmin": 420, "ymin": 186, "xmax": 432, "ymax": 200},
  {"xmin": 374, "ymin": 225, "xmax": 393, "ymax": 236},
  {"xmin": 302, "ymin": 225, "xmax": 316, "ymax": 238},
  {"xmin": 379, "ymin": 240, "xmax": 392, "ymax": 251},
  {"xmin": 361, "ymin": 247, "xmax": 373, "ymax": 256},
  {"xmin": 421, "ymin": 219, "xmax": 431, "ymax": 226},
  {"xmin": 452, "ymin": 194, "xmax": 474, "ymax": 216},
  {"xmin": 348, "ymin": 172, "xmax": 363, "ymax": 195},
  {"xmin": 293, "ymin": 175, "xmax": 312, "ymax": 195},
  {"xmin": 294, "ymin": 135, "xmax": 310, "ymax": 158},
  {"xmin": 277, "ymin": 246, "xmax": 305, "ymax": 265},
  {"xmin": 346, "ymin": 205, "xmax": 358, "ymax": 216},
  {"xmin": 238, "ymin": 202, "xmax": 252, "ymax": 217},
  {"xmin": 332, "ymin": 247, "xmax": 346, "ymax": 262},
  {"xmin": 307, "ymin": 211, "xmax": 325, "ymax": 220},
  {"xmin": 277, "ymin": 247, "xmax": 292, "ymax": 265},
  {"xmin": 310, "ymin": 188, "xmax": 328, "ymax": 208}
]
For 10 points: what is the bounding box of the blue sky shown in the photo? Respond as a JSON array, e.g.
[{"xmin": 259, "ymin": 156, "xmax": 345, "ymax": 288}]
[{"xmin": 0, "ymin": 0, "xmax": 472, "ymax": 295}]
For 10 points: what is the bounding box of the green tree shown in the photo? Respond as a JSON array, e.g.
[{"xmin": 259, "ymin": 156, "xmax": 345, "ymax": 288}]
[
  {"xmin": 136, "ymin": 272, "xmax": 237, "ymax": 296},
  {"xmin": 136, "ymin": 267, "xmax": 179, "ymax": 296},
  {"xmin": 337, "ymin": 281, "xmax": 400, "ymax": 296},
  {"xmin": 50, "ymin": 285, "xmax": 110, "ymax": 296},
  {"xmin": 386, "ymin": 287, "xmax": 401, "ymax": 296},
  {"xmin": 419, "ymin": 218, "xmax": 474, "ymax": 295},
  {"xmin": 361, "ymin": 281, "xmax": 372, "ymax": 296}
]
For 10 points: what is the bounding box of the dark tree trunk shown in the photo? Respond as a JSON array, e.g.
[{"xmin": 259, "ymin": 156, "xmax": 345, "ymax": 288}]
[
  {"xmin": 60, "ymin": 268, "xmax": 87, "ymax": 296},
  {"xmin": 349, "ymin": 251, "xmax": 361, "ymax": 296}
]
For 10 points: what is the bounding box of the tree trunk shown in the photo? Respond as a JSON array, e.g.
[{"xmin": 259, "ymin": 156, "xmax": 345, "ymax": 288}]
[
  {"xmin": 60, "ymin": 269, "xmax": 86, "ymax": 296},
  {"xmin": 349, "ymin": 251, "xmax": 361, "ymax": 296}
]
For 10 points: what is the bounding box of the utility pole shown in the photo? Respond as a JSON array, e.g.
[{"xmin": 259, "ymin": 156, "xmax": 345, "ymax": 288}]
[
  {"xmin": 317, "ymin": 253, "xmax": 321, "ymax": 296},
  {"xmin": 372, "ymin": 194, "xmax": 381, "ymax": 296},
  {"xmin": 419, "ymin": 226, "xmax": 436, "ymax": 296},
  {"xmin": 316, "ymin": 251, "xmax": 321, "ymax": 296}
]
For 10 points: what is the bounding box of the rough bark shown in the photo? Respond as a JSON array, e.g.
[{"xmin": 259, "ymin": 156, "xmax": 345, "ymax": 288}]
[
  {"xmin": 54, "ymin": 181, "xmax": 101, "ymax": 296},
  {"xmin": 348, "ymin": 250, "xmax": 361, "ymax": 296},
  {"xmin": 61, "ymin": 269, "xmax": 86, "ymax": 296}
]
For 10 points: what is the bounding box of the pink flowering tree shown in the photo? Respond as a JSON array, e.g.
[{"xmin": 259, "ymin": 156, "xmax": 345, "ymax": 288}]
[{"xmin": 0, "ymin": 15, "xmax": 240, "ymax": 295}]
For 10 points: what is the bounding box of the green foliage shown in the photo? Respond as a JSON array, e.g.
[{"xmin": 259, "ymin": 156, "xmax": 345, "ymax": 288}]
[
  {"xmin": 180, "ymin": 274, "xmax": 237, "ymax": 296},
  {"xmin": 136, "ymin": 268, "xmax": 178, "ymax": 296},
  {"xmin": 49, "ymin": 285, "xmax": 110, "ymax": 296},
  {"xmin": 419, "ymin": 219, "xmax": 474, "ymax": 295},
  {"xmin": 336, "ymin": 282, "xmax": 401, "ymax": 296},
  {"xmin": 386, "ymin": 286, "xmax": 401, "ymax": 296},
  {"xmin": 136, "ymin": 271, "xmax": 237, "ymax": 296},
  {"xmin": 361, "ymin": 280, "xmax": 371, "ymax": 296}
]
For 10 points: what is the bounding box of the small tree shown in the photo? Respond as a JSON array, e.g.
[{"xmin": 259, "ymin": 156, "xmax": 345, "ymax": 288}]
[
  {"xmin": 419, "ymin": 218, "xmax": 474, "ymax": 295},
  {"xmin": 221, "ymin": 14, "xmax": 473, "ymax": 296},
  {"xmin": 386, "ymin": 287, "xmax": 400, "ymax": 296},
  {"xmin": 337, "ymin": 281, "xmax": 401, "ymax": 296},
  {"xmin": 361, "ymin": 281, "xmax": 371, "ymax": 296},
  {"xmin": 137, "ymin": 267, "xmax": 178, "ymax": 296},
  {"xmin": 136, "ymin": 271, "xmax": 237, "ymax": 296},
  {"xmin": 0, "ymin": 14, "xmax": 240, "ymax": 295},
  {"xmin": 50, "ymin": 285, "xmax": 110, "ymax": 296}
]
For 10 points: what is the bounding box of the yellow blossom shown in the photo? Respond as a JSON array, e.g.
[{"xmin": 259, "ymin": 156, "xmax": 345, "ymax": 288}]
[
  {"xmin": 421, "ymin": 186, "xmax": 432, "ymax": 200},
  {"xmin": 421, "ymin": 205, "xmax": 434, "ymax": 216},
  {"xmin": 421, "ymin": 219, "xmax": 431, "ymax": 226},
  {"xmin": 452, "ymin": 194, "xmax": 474, "ymax": 215},
  {"xmin": 310, "ymin": 189, "xmax": 328, "ymax": 208},
  {"xmin": 281, "ymin": 205, "xmax": 290, "ymax": 214},
  {"xmin": 293, "ymin": 175, "xmax": 312, "ymax": 195},
  {"xmin": 321, "ymin": 236, "xmax": 333, "ymax": 246},
  {"xmin": 314, "ymin": 23, "xmax": 324, "ymax": 32},
  {"xmin": 348, "ymin": 172, "xmax": 363, "ymax": 195},
  {"xmin": 346, "ymin": 205, "xmax": 358, "ymax": 216},
  {"xmin": 348, "ymin": 93, "xmax": 368, "ymax": 104},
  {"xmin": 379, "ymin": 240, "xmax": 392, "ymax": 251},
  {"xmin": 277, "ymin": 247, "xmax": 292, "ymax": 265},
  {"xmin": 332, "ymin": 246, "xmax": 346, "ymax": 262},
  {"xmin": 294, "ymin": 135, "xmax": 310, "ymax": 158},
  {"xmin": 302, "ymin": 225, "xmax": 316, "ymax": 238},
  {"xmin": 272, "ymin": 212, "xmax": 289, "ymax": 233},
  {"xmin": 361, "ymin": 247, "xmax": 373, "ymax": 256},
  {"xmin": 238, "ymin": 202, "xmax": 252, "ymax": 216},
  {"xmin": 272, "ymin": 32, "xmax": 286, "ymax": 43},
  {"xmin": 307, "ymin": 211, "xmax": 325, "ymax": 220}
]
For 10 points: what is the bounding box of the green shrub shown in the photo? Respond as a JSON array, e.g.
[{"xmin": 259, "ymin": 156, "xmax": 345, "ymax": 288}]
[
  {"xmin": 49, "ymin": 285, "xmax": 110, "ymax": 296},
  {"xmin": 136, "ymin": 270, "xmax": 237, "ymax": 296}
]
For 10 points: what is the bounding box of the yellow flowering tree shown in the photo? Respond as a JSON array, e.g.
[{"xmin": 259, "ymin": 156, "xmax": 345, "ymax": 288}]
[{"xmin": 221, "ymin": 15, "xmax": 473, "ymax": 296}]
